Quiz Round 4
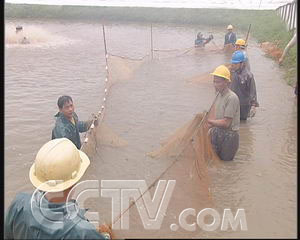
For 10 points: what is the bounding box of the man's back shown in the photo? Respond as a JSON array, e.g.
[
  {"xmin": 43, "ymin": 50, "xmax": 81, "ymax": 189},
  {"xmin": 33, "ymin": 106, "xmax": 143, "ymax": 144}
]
[
  {"xmin": 230, "ymin": 66, "xmax": 258, "ymax": 107},
  {"xmin": 4, "ymin": 192, "xmax": 104, "ymax": 239}
]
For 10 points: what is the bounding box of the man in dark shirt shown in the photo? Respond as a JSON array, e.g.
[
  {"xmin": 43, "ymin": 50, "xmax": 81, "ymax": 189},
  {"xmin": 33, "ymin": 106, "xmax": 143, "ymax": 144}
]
[
  {"xmin": 52, "ymin": 95, "xmax": 95, "ymax": 149},
  {"xmin": 224, "ymin": 24, "xmax": 237, "ymax": 47},
  {"xmin": 230, "ymin": 51, "xmax": 259, "ymax": 120}
]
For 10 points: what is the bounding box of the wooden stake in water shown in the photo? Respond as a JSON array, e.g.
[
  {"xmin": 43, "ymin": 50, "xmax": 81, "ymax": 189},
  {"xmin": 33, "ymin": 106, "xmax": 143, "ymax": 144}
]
[
  {"xmin": 150, "ymin": 24, "xmax": 153, "ymax": 59},
  {"xmin": 102, "ymin": 24, "xmax": 108, "ymax": 66},
  {"xmin": 245, "ymin": 24, "xmax": 252, "ymax": 46}
]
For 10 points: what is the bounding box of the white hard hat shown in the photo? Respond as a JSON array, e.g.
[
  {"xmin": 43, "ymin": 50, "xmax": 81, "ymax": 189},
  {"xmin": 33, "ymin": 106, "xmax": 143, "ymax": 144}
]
[
  {"xmin": 227, "ymin": 25, "xmax": 233, "ymax": 30},
  {"xmin": 29, "ymin": 138, "xmax": 90, "ymax": 192}
]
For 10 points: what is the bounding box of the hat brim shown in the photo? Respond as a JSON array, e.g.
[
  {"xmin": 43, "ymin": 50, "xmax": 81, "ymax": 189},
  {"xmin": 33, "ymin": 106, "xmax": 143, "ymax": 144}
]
[
  {"xmin": 29, "ymin": 150, "xmax": 90, "ymax": 193},
  {"xmin": 210, "ymin": 73, "xmax": 231, "ymax": 81}
]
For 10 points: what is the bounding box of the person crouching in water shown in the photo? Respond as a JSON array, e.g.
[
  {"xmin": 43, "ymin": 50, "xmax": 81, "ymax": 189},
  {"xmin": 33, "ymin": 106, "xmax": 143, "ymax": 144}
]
[
  {"xmin": 207, "ymin": 65, "xmax": 240, "ymax": 161},
  {"xmin": 195, "ymin": 32, "xmax": 214, "ymax": 48},
  {"xmin": 230, "ymin": 50, "xmax": 259, "ymax": 120},
  {"xmin": 235, "ymin": 39, "xmax": 251, "ymax": 70},
  {"xmin": 52, "ymin": 95, "xmax": 97, "ymax": 149}
]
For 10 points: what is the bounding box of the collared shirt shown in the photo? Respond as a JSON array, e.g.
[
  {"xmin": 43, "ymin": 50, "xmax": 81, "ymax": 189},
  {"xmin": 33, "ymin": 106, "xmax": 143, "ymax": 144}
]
[
  {"xmin": 224, "ymin": 32, "xmax": 237, "ymax": 45},
  {"xmin": 230, "ymin": 64, "xmax": 259, "ymax": 107},
  {"xmin": 52, "ymin": 112, "xmax": 89, "ymax": 149},
  {"xmin": 215, "ymin": 89, "xmax": 240, "ymax": 131},
  {"xmin": 4, "ymin": 191, "xmax": 105, "ymax": 239}
]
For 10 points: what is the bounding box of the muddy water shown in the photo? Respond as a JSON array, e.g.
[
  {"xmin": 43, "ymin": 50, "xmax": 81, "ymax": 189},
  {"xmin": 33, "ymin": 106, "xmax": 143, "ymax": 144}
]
[{"xmin": 5, "ymin": 19, "xmax": 297, "ymax": 238}]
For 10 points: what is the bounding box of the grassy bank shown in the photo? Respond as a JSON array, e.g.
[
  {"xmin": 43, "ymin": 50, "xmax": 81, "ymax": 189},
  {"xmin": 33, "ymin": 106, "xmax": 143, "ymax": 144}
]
[{"xmin": 5, "ymin": 3, "xmax": 297, "ymax": 85}]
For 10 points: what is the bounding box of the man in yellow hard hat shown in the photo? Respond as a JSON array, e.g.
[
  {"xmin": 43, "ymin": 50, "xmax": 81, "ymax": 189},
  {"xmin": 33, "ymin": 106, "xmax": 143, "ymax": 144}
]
[
  {"xmin": 235, "ymin": 39, "xmax": 251, "ymax": 70},
  {"xmin": 206, "ymin": 65, "xmax": 240, "ymax": 161},
  {"xmin": 224, "ymin": 25, "xmax": 237, "ymax": 48},
  {"xmin": 4, "ymin": 138, "xmax": 111, "ymax": 239}
]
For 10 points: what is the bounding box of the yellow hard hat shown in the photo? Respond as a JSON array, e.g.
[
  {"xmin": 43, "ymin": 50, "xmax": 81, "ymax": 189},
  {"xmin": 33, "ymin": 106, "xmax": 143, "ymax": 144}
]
[
  {"xmin": 227, "ymin": 25, "xmax": 233, "ymax": 30},
  {"xmin": 29, "ymin": 138, "xmax": 90, "ymax": 192},
  {"xmin": 235, "ymin": 39, "xmax": 246, "ymax": 46},
  {"xmin": 211, "ymin": 65, "xmax": 231, "ymax": 81}
]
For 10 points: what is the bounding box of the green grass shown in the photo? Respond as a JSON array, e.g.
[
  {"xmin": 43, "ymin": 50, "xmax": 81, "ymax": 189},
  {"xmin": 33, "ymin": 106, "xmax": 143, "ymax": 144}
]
[{"xmin": 5, "ymin": 3, "xmax": 297, "ymax": 85}]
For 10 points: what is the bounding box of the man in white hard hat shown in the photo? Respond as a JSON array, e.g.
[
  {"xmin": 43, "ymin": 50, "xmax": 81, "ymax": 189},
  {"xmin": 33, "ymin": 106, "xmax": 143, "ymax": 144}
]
[
  {"xmin": 224, "ymin": 24, "xmax": 237, "ymax": 48},
  {"xmin": 4, "ymin": 138, "xmax": 112, "ymax": 239}
]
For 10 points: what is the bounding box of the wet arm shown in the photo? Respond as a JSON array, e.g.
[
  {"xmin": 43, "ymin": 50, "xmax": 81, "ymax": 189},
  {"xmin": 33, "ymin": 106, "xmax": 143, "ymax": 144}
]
[
  {"xmin": 78, "ymin": 120, "xmax": 92, "ymax": 133},
  {"xmin": 207, "ymin": 117, "xmax": 232, "ymax": 128},
  {"xmin": 249, "ymin": 75, "xmax": 259, "ymax": 107}
]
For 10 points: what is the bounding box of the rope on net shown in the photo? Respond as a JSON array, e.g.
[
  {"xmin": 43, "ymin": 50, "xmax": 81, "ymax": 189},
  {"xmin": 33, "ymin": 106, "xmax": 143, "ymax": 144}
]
[{"xmin": 80, "ymin": 25, "xmax": 112, "ymax": 153}]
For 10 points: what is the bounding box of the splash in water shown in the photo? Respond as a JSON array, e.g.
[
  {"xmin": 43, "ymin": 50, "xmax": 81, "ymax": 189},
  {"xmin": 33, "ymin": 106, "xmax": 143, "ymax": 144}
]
[{"xmin": 5, "ymin": 23, "xmax": 72, "ymax": 48}]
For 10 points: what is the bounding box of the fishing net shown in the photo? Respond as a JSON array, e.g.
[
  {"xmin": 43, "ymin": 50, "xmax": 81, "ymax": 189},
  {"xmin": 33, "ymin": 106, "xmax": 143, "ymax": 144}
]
[
  {"xmin": 153, "ymin": 44, "xmax": 223, "ymax": 59},
  {"xmin": 223, "ymin": 43, "xmax": 235, "ymax": 54},
  {"xmin": 78, "ymin": 27, "xmax": 222, "ymax": 237},
  {"xmin": 153, "ymin": 47, "xmax": 195, "ymax": 59},
  {"xmin": 107, "ymin": 54, "xmax": 149, "ymax": 84},
  {"xmin": 185, "ymin": 63, "xmax": 232, "ymax": 85},
  {"xmin": 80, "ymin": 53, "xmax": 149, "ymax": 159},
  {"xmin": 108, "ymin": 111, "xmax": 222, "ymax": 238},
  {"xmin": 147, "ymin": 111, "xmax": 220, "ymax": 174}
]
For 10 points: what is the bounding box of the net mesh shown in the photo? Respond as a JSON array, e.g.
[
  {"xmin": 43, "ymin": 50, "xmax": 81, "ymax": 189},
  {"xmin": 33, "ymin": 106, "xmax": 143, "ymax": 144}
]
[
  {"xmin": 185, "ymin": 63, "xmax": 231, "ymax": 85},
  {"xmin": 77, "ymin": 32, "xmax": 222, "ymax": 236},
  {"xmin": 80, "ymin": 53, "xmax": 148, "ymax": 159},
  {"xmin": 152, "ymin": 44, "xmax": 224, "ymax": 59}
]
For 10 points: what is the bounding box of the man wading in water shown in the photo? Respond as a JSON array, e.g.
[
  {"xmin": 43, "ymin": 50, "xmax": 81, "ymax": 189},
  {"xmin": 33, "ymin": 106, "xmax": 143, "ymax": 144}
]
[
  {"xmin": 230, "ymin": 50, "xmax": 259, "ymax": 120},
  {"xmin": 224, "ymin": 24, "xmax": 237, "ymax": 50},
  {"xmin": 15, "ymin": 25, "xmax": 30, "ymax": 44},
  {"xmin": 4, "ymin": 138, "xmax": 112, "ymax": 239},
  {"xmin": 194, "ymin": 32, "xmax": 214, "ymax": 48},
  {"xmin": 52, "ymin": 95, "xmax": 97, "ymax": 149},
  {"xmin": 235, "ymin": 38, "xmax": 251, "ymax": 70},
  {"xmin": 207, "ymin": 65, "xmax": 240, "ymax": 161}
]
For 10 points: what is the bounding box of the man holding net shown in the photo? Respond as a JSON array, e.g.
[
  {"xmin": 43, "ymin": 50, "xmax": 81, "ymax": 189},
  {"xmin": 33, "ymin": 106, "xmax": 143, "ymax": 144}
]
[
  {"xmin": 52, "ymin": 95, "xmax": 97, "ymax": 149},
  {"xmin": 207, "ymin": 65, "xmax": 240, "ymax": 161}
]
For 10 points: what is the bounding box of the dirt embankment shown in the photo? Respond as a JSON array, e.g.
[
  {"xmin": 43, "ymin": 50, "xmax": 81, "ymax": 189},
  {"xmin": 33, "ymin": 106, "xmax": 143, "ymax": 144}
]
[{"xmin": 260, "ymin": 41, "xmax": 283, "ymax": 61}]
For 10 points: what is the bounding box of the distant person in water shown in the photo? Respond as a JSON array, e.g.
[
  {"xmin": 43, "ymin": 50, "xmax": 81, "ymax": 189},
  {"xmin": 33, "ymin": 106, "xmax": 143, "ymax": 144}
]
[
  {"xmin": 195, "ymin": 32, "xmax": 214, "ymax": 48},
  {"xmin": 16, "ymin": 25, "xmax": 30, "ymax": 44},
  {"xmin": 224, "ymin": 25, "xmax": 237, "ymax": 47},
  {"xmin": 16, "ymin": 25, "xmax": 23, "ymax": 34}
]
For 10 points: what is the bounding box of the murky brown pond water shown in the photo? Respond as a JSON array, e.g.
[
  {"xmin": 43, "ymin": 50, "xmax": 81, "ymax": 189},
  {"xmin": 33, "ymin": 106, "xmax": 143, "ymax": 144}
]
[{"xmin": 5, "ymin": 19, "xmax": 297, "ymax": 238}]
